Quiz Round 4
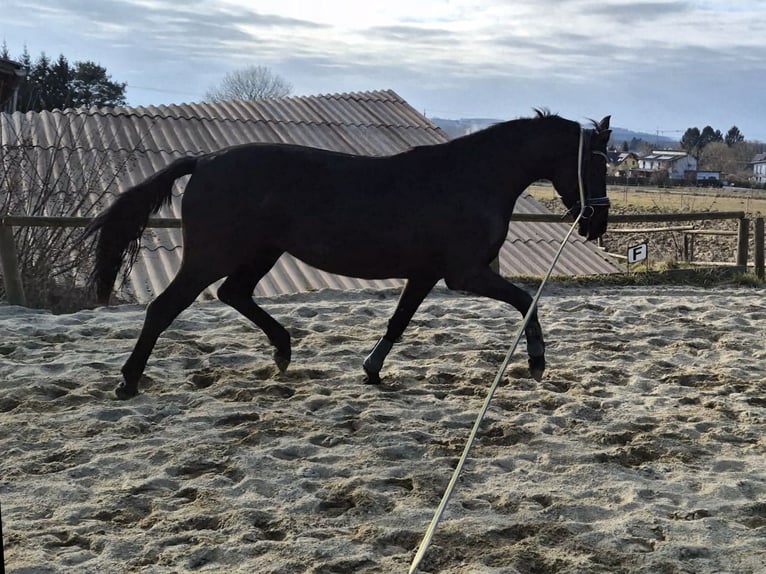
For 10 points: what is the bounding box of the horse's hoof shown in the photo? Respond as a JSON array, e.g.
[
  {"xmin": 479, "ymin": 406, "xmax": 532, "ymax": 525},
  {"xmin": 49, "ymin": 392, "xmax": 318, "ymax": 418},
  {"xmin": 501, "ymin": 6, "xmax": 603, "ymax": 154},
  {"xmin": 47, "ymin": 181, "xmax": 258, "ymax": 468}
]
[
  {"xmin": 115, "ymin": 383, "xmax": 139, "ymax": 400},
  {"xmin": 528, "ymin": 356, "xmax": 546, "ymax": 382},
  {"xmin": 273, "ymin": 350, "xmax": 291, "ymax": 373},
  {"xmin": 363, "ymin": 369, "xmax": 381, "ymax": 385}
]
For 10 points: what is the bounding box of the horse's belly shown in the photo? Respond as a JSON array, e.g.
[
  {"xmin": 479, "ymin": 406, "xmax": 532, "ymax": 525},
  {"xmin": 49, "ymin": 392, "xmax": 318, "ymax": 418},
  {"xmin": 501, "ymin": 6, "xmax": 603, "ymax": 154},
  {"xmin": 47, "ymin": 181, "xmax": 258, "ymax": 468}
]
[{"xmin": 286, "ymin": 239, "xmax": 431, "ymax": 280}]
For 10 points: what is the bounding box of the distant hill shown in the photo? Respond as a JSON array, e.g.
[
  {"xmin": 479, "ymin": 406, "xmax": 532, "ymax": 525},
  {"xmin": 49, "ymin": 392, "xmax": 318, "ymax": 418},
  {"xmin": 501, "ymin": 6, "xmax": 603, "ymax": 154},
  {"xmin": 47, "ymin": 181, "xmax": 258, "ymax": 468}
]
[
  {"xmin": 431, "ymin": 117, "xmax": 678, "ymax": 148},
  {"xmin": 430, "ymin": 118, "xmax": 502, "ymax": 139},
  {"xmin": 609, "ymin": 127, "xmax": 679, "ymax": 149}
]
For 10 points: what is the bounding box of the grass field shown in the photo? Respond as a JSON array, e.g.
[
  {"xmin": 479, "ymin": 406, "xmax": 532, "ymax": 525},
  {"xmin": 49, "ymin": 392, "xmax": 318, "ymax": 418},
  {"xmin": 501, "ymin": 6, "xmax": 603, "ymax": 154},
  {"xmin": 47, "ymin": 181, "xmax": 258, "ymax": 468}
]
[
  {"xmin": 526, "ymin": 183, "xmax": 764, "ymax": 281},
  {"xmin": 526, "ymin": 184, "xmax": 766, "ymax": 217}
]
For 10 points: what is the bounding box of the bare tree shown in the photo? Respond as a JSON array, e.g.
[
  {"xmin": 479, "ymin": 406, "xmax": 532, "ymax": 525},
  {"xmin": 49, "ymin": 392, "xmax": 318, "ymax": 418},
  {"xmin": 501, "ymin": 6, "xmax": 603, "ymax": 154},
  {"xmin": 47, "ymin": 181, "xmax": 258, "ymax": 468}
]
[
  {"xmin": 699, "ymin": 140, "xmax": 762, "ymax": 181},
  {"xmin": 205, "ymin": 65, "xmax": 292, "ymax": 102}
]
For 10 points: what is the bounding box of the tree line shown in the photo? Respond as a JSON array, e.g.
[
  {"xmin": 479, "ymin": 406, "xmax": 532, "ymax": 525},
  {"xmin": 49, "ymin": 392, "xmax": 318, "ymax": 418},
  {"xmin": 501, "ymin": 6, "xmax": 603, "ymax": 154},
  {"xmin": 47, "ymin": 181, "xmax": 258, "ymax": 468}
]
[
  {"xmin": 2, "ymin": 45, "xmax": 292, "ymax": 113},
  {"xmin": 680, "ymin": 125, "xmax": 762, "ymax": 182},
  {"xmin": 616, "ymin": 124, "xmax": 762, "ymax": 184},
  {"xmin": 680, "ymin": 125, "xmax": 745, "ymax": 158},
  {"xmin": 2, "ymin": 45, "xmax": 128, "ymax": 112}
]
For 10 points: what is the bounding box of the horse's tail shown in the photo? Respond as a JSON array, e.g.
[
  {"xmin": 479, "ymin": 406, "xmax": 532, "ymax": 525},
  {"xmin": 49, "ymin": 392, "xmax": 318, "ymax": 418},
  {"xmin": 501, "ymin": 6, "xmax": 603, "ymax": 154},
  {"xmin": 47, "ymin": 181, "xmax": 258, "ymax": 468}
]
[{"xmin": 84, "ymin": 156, "xmax": 199, "ymax": 304}]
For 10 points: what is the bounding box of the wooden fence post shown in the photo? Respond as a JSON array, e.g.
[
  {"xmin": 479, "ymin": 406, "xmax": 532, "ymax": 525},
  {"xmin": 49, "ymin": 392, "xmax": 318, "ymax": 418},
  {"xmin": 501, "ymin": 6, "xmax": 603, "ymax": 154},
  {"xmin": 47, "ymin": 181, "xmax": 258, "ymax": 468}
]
[
  {"xmin": 0, "ymin": 221, "xmax": 26, "ymax": 306},
  {"xmin": 736, "ymin": 217, "xmax": 749, "ymax": 267},
  {"xmin": 683, "ymin": 233, "xmax": 694, "ymax": 262},
  {"xmin": 755, "ymin": 217, "xmax": 764, "ymax": 280}
]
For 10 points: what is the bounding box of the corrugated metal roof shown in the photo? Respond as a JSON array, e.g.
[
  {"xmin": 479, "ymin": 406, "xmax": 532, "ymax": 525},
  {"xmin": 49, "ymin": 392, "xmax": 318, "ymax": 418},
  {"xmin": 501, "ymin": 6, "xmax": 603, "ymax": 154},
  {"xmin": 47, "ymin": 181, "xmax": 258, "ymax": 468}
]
[{"xmin": 1, "ymin": 89, "xmax": 622, "ymax": 303}]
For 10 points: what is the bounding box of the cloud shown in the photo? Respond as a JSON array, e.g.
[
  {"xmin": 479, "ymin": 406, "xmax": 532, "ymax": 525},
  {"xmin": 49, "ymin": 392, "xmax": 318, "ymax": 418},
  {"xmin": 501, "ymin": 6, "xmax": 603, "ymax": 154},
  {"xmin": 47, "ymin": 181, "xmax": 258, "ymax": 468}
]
[
  {"xmin": 365, "ymin": 25, "xmax": 459, "ymax": 45},
  {"xmin": 583, "ymin": 0, "xmax": 692, "ymax": 23},
  {"xmin": 3, "ymin": 0, "xmax": 765, "ymax": 140}
]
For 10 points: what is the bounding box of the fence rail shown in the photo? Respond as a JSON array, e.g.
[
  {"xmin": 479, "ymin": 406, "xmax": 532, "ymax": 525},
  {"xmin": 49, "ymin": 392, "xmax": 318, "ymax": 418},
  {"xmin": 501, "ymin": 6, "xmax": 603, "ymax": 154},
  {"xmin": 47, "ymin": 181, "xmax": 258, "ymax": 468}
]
[
  {"xmin": 1, "ymin": 211, "xmax": 764, "ymax": 308},
  {"xmin": 608, "ymin": 225, "xmax": 695, "ymax": 234},
  {"xmin": 0, "ymin": 211, "xmax": 750, "ymax": 228},
  {"xmin": 0, "ymin": 215, "xmax": 182, "ymax": 228}
]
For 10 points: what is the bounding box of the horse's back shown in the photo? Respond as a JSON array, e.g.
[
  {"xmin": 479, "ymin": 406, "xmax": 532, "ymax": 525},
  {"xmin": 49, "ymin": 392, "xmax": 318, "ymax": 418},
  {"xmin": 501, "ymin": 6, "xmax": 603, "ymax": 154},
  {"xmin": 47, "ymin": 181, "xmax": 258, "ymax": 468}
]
[
  {"xmin": 183, "ymin": 142, "xmax": 425, "ymax": 229},
  {"xmin": 179, "ymin": 141, "xmax": 503, "ymax": 279}
]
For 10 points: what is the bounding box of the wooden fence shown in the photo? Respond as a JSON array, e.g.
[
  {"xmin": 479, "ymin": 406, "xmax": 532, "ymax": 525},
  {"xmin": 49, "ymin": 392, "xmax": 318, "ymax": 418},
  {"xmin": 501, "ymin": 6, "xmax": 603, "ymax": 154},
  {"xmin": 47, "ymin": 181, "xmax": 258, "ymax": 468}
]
[
  {"xmin": 0, "ymin": 216, "xmax": 178, "ymax": 308},
  {"xmin": 1, "ymin": 212, "xmax": 764, "ymax": 308},
  {"xmin": 600, "ymin": 211, "xmax": 762, "ymax": 273}
]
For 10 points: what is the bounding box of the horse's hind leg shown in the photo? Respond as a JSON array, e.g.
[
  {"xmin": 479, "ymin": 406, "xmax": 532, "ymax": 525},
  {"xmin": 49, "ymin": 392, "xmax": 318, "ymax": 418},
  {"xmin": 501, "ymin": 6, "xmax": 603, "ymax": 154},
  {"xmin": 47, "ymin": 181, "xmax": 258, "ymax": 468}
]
[
  {"xmin": 119, "ymin": 265, "xmax": 217, "ymax": 399},
  {"xmin": 217, "ymin": 255, "xmax": 291, "ymax": 372},
  {"xmin": 445, "ymin": 267, "xmax": 546, "ymax": 381},
  {"xmin": 363, "ymin": 277, "xmax": 437, "ymax": 384}
]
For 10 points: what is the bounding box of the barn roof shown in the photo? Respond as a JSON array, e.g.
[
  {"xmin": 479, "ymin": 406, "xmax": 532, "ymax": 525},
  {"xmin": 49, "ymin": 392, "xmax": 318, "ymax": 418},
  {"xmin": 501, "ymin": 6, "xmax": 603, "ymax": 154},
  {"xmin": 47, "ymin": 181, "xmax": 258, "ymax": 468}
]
[{"xmin": 1, "ymin": 89, "xmax": 621, "ymax": 303}]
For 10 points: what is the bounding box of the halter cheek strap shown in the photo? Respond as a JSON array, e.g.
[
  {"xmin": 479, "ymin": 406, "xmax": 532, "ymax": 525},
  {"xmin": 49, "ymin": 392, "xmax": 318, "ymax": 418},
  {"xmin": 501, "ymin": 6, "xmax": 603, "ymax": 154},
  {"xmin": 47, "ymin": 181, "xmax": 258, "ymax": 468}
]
[
  {"xmin": 577, "ymin": 128, "xmax": 587, "ymax": 210},
  {"xmin": 571, "ymin": 127, "xmax": 610, "ymax": 217}
]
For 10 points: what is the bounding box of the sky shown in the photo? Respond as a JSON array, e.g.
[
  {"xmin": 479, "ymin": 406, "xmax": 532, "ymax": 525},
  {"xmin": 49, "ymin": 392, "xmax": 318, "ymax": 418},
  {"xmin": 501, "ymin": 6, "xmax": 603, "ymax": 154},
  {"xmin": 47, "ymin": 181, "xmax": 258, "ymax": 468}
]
[{"xmin": 3, "ymin": 0, "xmax": 765, "ymax": 141}]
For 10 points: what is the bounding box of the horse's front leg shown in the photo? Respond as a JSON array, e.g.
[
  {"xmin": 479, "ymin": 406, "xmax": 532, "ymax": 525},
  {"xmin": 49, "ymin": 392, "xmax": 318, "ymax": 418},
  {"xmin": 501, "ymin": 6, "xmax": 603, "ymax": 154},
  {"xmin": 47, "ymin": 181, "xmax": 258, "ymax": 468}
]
[
  {"xmin": 445, "ymin": 266, "xmax": 546, "ymax": 381},
  {"xmin": 363, "ymin": 277, "xmax": 437, "ymax": 384}
]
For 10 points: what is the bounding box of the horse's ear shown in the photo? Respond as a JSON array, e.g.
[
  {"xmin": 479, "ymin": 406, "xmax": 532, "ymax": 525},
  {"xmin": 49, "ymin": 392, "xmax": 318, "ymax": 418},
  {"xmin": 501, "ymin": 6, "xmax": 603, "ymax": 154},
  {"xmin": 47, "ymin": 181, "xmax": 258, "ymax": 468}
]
[{"xmin": 598, "ymin": 115, "xmax": 611, "ymax": 132}]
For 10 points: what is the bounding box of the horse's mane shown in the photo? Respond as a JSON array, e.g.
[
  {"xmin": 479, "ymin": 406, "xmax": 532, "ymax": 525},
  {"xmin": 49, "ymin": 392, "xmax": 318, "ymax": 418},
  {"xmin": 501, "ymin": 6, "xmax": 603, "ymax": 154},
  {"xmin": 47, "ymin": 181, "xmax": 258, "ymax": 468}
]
[
  {"xmin": 536, "ymin": 109, "xmax": 604, "ymax": 132},
  {"xmin": 532, "ymin": 107, "xmax": 557, "ymax": 119},
  {"xmin": 444, "ymin": 108, "xmax": 572, "ymax": 149}
]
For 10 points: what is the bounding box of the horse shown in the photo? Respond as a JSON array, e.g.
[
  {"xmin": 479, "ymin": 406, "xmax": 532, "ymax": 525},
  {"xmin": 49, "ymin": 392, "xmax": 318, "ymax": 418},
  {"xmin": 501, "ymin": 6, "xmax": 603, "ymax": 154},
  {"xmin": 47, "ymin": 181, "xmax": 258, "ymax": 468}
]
[{"xmin": 85, "ymin": 110, "xmax": 612, "ymax": 400}]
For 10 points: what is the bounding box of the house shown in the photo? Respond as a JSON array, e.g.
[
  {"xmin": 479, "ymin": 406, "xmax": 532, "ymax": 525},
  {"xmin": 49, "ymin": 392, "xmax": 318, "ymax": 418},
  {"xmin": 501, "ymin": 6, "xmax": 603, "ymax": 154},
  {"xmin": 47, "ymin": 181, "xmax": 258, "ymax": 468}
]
[
  {"xmin": 609, "ymin": 151, "xmax": 639, "ymax": 177},
  {"xmin": 637, "ymin": 150, "xmax": 697, "ymax": 179},
  {"xmin": 752, "ymin": 153, "xmax": 766, "ymax": 185},
  {"xmin": 0, "ymin": 89, "xmax": 622, "ymax": 303}
]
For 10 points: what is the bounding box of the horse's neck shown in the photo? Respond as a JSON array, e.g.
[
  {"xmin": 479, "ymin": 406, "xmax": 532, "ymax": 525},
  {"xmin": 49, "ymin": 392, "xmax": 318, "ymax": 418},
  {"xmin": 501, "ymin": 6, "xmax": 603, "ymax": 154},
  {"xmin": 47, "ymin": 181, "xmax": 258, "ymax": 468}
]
[{"xmin": 459, "ymin": 124, "xmax": 555, "ymax": 193}]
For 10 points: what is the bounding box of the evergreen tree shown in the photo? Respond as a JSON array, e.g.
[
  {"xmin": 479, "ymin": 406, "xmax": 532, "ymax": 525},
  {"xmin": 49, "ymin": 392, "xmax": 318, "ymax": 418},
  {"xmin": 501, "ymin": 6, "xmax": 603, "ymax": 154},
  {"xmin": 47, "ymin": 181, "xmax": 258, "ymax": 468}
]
[
  {"xmin": 45, "ymin": 55, "xmax": 72, "ymax": 110},
  {"xmin": 699, "ymin": 125, "xmax": 723, "ymax": 148},
  {"xmin": 70, "ymin": 61, "xmax": 126, "ymax": 109},
  {"xmin": 7, "ymin": 48, "xmax": 126, "ymax": 112},
  {"xmin": 681, "ymin": 126, "xmax": 723, "ymax": 159},
  {"xmin": 725, "ymin": 126, "xmax": 744, "ymax": 147},
  {"xmin": 680, "ymin": 127, "xmax": 701, "ymax": 155},
  {"xmin": 14, "ymin": 48, "xmax": 35, "ymax": 110}
]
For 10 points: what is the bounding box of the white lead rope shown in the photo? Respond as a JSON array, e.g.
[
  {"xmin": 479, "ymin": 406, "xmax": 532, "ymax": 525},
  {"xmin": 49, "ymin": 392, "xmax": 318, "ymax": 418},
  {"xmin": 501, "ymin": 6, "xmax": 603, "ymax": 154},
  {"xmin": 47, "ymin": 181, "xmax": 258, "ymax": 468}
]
[{"xmin": 408, "ymin": 128, "xmax": 589, "ymax": 573}]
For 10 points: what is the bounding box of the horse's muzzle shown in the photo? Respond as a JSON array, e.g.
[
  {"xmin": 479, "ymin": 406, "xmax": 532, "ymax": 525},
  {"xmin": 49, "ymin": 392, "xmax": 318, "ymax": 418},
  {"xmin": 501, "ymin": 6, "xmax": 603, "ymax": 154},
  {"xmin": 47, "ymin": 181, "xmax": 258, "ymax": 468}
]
[{"xmin": 578, "ymin": 204, "xmax": 609, "ymax": 241}]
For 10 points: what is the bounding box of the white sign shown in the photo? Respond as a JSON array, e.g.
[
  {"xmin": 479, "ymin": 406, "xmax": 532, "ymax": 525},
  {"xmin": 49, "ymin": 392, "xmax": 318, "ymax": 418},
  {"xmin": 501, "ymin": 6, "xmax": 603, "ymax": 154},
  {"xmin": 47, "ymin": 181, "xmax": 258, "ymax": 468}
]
[{"xmin": 627, "ymin": 242, "xmax": 648, "ymax": 264}]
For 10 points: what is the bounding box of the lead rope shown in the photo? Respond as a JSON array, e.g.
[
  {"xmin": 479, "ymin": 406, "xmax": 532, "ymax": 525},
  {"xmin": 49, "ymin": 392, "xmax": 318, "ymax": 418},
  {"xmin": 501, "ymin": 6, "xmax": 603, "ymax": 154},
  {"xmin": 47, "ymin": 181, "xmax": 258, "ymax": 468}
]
[{"xmin": 408, "ymin": 128, "xmax": 589, "ymax": 573}]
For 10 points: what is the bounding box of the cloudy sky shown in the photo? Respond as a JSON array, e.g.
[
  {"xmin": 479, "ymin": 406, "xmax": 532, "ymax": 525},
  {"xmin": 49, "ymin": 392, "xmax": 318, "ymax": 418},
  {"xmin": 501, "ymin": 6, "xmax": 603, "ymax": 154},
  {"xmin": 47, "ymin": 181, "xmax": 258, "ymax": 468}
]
[{"xmin": 4, "ymin": 0, "xmax": 765, "ymax": 140}]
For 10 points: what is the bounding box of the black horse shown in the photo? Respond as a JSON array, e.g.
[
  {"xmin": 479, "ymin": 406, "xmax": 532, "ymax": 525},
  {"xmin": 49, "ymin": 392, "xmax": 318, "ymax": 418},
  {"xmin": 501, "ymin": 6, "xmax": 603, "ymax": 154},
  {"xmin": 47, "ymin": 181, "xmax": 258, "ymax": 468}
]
[{"xmin": 86, "ymin": 110, "xmax": 611, "ymax": 399}]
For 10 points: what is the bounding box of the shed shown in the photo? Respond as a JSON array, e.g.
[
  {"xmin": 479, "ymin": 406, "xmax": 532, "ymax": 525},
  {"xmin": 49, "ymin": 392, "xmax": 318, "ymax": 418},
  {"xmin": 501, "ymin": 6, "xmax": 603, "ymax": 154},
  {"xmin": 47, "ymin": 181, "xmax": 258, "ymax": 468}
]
[
  {"xmin": 0, "ymin": 89, "xmax": 621, "ymax": 303},
  {"xmin": 0, "ymin": 57, "xmax": 25, "ymax": 113}
]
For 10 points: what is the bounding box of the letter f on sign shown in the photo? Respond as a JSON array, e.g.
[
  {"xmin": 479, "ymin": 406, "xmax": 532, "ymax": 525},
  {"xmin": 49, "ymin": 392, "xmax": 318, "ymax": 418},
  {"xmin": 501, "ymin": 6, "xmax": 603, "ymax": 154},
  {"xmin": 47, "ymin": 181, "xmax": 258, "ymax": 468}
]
[{"xmin": 627, "ymin": 242, "xmax": 648, "ymax": 264}]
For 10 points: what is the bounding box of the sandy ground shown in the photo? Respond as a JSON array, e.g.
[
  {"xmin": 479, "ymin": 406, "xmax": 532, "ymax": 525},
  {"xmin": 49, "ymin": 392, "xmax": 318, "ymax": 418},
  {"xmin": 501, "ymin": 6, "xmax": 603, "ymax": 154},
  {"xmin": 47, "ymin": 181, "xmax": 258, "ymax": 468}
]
[{"xmin": 1, "ymin": 284, "xmax": 765, "ymax": 573}]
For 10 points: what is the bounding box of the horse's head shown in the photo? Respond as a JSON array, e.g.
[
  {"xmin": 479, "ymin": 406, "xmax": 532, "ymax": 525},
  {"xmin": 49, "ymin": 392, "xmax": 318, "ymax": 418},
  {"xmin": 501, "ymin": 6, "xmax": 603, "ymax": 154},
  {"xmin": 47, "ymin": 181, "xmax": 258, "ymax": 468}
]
[{"xmin": 550, "ymin": 115, "xmax": 612, "ymax": 241}]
